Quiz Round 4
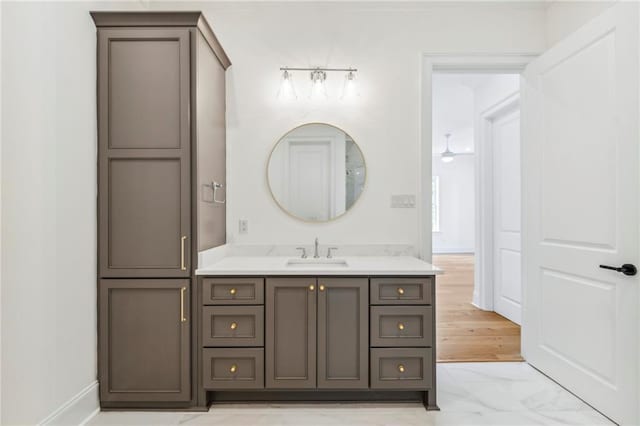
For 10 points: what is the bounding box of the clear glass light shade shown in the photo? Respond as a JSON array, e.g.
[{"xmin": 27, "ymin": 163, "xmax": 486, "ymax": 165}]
[
  {"xmin": 277, "ymin": 70, "xmax": 297, "ymax": 100},
  {"xmin": 309, "ymin": 70, "xmax": 328, "ymax": 100},
  {"xmin": 341, "ymin": 71, "xmax": 358, "ymax": 100}
]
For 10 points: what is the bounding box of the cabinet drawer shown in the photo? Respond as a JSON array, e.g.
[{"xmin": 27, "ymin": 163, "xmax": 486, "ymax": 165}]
[
  {"xmin": 202, "ymin": 278, "xmax": 264, "ymax": 305},
  {"xmin": 202, "ymin": 306, "xmax": 264, "ymax": 347},
  {"xmin": 203, "ymin": 348, "xmax": 264, "ymax": 390},
  {"xmin": 370, "ymin": 306, "xmax": 433, "ymax": 347},
  {"xmin": 370, "ymin": 348, "xmax": 433, "ymax": 389},
  {"xmin": 370, "ymin": 278, "xmax": 433, "ymax": 305}
]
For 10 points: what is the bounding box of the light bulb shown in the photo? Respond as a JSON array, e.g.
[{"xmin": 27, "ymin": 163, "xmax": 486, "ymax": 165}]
[
  {"xmin": 309, "ymin": 70, "xmax": 328, "ymax": 100},
  {"xmin": 277, "ymin": 70, "xmax": 297, "ymax": 100},
  {"xmin": 341, "ymin": 71, "xmax": 358, "ymax": 100}
]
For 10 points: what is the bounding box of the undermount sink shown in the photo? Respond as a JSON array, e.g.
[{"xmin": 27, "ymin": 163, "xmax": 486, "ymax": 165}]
[{"xmin": 286, "ymin": 258, "xmax": 349, "ymax": 267}]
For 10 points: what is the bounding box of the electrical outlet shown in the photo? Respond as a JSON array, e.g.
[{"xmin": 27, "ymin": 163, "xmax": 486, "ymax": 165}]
[{"xmin": 239, "ymin": 220, "xmax": 249, "ymax": 234}]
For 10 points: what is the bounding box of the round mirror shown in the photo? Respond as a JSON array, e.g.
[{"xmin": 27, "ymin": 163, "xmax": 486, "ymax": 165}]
[{"xmin": 267, "ymin": 123, "xmax": 366, "ymax": 222}]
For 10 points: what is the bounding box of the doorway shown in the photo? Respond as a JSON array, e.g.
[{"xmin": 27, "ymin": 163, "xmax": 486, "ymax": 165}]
[{"xmin": 430, "ymin": 72, "xmax": 523, "ymax": 362}]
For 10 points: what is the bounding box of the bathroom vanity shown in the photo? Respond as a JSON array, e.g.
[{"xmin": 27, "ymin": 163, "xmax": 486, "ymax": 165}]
[
  {"xmin": 91, "ymin": 10, "xmax": 439, "ymax": 412},
  {"xmin": 196, "ymin": 256, "xmax": 440, "ymax": 410}
]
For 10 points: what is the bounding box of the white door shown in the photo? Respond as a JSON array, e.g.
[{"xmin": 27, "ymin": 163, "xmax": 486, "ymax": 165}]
[
  {"xmin": 288, "ymin": 141, "xmax": 332, "ymax": 221},
  {"xmin": 492, "ymin": 107, "xmax": 522, "ymax": 325},
  {"xmin": 522, "ymin": 3, "xmax": 638, "ymax": 424}
]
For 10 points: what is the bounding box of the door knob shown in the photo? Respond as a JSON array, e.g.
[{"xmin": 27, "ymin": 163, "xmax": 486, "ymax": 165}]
[{"xmin": 599, "ymin": 264, "xmax": 637, "ymax": 276}]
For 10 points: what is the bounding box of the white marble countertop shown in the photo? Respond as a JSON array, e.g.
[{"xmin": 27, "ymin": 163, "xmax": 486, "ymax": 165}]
[{"xmin": 196, "ymin": 256, "xmax": 442, "ymax": 276}]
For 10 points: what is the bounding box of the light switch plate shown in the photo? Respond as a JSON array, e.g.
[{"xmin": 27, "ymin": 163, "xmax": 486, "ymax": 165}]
[
  {"xmin": 391, "ymin": 194, "xmax": 416, "ymax": 208},
  {"xmin": 239, "ymin": 220, "xmax": 248, "ymax": 234}
]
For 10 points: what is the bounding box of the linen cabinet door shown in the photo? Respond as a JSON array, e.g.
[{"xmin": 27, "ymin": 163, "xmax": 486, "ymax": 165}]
[
  {"xmin": 317, "ymin": 278, "xmax": 369, "ymax": 389},
  {"xmin": 99, "ymin": 279, "xmax": 191, "ymax": 402},
  {"xmin": 266, "ymin": 278, "xmax": 317, "ymax": 388},
  {"xmin": 97, "ymin": 28, "xmax": 191, "ymax": 277}
]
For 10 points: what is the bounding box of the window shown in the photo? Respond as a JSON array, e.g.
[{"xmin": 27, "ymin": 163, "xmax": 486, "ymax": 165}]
[{"xmin": 432, "ymin": 176, "xmax": 440, "ymax": 232}]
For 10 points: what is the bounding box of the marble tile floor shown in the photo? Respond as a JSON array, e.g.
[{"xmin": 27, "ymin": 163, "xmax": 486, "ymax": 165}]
[{"xmin": 89, "ymin": 362, "xmax": 612, "ymax": 426}]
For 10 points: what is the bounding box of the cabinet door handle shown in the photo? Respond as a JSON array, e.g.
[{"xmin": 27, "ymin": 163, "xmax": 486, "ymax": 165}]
[
  {"xmin": 309, "ymin": 284, "xmax": 315, "ymax": 291},
  {"xmin": 397, "ymin": 287, "xmax": 405, "ymax": 295},
  {"xmin": 180, "ymin": 287, "xmax": 187, "ymax": 323},
  {"xmin": 180, "ymin": 236, "xmax": 187, "ymax": 271}
]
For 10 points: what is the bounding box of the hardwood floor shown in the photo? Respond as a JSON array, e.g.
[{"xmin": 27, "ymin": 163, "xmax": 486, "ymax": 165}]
[{"xmin": 433, "ymin": 254, "xmax": 523, "ymax": 363}]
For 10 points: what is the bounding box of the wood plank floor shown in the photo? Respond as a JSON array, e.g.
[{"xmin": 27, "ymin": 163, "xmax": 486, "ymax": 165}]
[{"xmin": 433, "ymin": 254, "xmax": 523, "ymax": 363}]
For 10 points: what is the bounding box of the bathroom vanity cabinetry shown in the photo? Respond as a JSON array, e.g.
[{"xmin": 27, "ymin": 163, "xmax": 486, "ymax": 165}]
[
  {"xmin": 92, "ymin": 12, "xmax": 231, "ymax": 408},
  {"xmin": 199, "ymin": 273, "xmax": 438, "ymax": 409}
]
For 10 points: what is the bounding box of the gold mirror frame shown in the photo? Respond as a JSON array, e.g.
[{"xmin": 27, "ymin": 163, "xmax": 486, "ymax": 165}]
[{"xmin": 266, "ymin": 122, "xmax": 367, "ymax": 223}]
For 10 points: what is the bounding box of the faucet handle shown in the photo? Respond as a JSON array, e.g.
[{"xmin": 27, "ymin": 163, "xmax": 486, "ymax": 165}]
[
  {"xmin": 326, "ymin": 247, "xmax": 338, "ymax": 258},
  {"xmin": 296, "ymin": 247, "xmax": 307, "ymax": 259}
]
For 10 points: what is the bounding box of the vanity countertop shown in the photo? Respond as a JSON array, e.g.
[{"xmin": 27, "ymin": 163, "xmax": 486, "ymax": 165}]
[{"xmin": 196, "ymin": 256, "xmax": 442, "ymax": 276}]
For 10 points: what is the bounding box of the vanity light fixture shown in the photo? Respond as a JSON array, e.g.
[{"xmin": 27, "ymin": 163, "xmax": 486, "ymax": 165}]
[
  {"xmin": 278, "ymin": 67, "xmax": 358, "ymax": 100},
  {"xmin": 277, "ymin": 69, "xmax": 297, "ymax": 100},
  {"xmin": 441, "ymin": 133, "xmax": 456, "ymax": 163},
  {"xmin": 310, "ymin": 69, "xmax": 328, "ymax": 100},
  {"xmin": 341, "ymin": 70, "xmax": 358, "ymax": 100}
]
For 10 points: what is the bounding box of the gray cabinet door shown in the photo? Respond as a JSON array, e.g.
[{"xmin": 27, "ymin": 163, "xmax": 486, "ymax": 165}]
[
  {"xmin": 97, "ymin": 28, "xmax": 191, "ymax": 277},
  {"xmin": 266, "ymin": 278, "xmax": 317, "ymax": 388},
  {"xmin": 317, "ymin": 278, "xmax": 369, "ymax": 389},
  {"xmin": 99, "ymin": 279, "xmax": 191, "ymax": 402}
]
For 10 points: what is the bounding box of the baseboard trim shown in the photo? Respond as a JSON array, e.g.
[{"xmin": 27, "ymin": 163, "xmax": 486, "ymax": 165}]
[
  {"xmin": 433, "ymin": 249, "xmax": 475, "ymax": 254},
  {"xmin": 39, "ymin": 381, "xmax": 99, "ymax": 426}
]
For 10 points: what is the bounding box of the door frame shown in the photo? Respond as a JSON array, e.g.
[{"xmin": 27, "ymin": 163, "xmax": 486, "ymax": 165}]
[
  {"xmin": 419, "ymin": 53, "xmax": 538, "ymax": 263},
  {"xmin": 474, "ymin": 92, "xmax": 520, "ymax": 313}
]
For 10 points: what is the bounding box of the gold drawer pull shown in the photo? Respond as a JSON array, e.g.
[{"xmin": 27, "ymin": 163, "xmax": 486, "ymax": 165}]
[
  {"xmin": 230, "ymin": 364, "xmax": 237, "ymax": 373},
  {"xmin": 319, "ymin": 284, "xmax": 325, "ymax": 291},
  {"xmin": 398, "ymin": 364, "xmax": 405, "ymax": 373},
  {"xmin": 180, "ymin": 287, "xmax": 187, "ymax": 323},
  {"xmin": 397, "ymin": 287, "xmax": 404, "ymax": 295},
  {"xmin": 398, "ymin": 323, "xmax": 405, "ymax": 331},
  {"xmin": 230, "ymin": 322, "xmax": 238, "ymax": 330},
  {"xmin": 180, "ymin": 236, "xmax": 187, "ymax": 271},
  {"xmin": 229, "ymin": 288, "xmax": 237, "ymax": 296},
  {"xmin": 309, "ymin": 284, "xmax": 315, "ymax": 291}
]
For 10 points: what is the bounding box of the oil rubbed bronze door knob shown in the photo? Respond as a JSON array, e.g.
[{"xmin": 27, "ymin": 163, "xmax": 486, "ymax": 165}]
[
  {"xmin": 398, "ymin": 364, "xmax": 405, "ymax": 373},
  {"xmin": 229, "ymin": 288, "xmax": 237, "ymax": 296},
  {"xmin": 230, "ymin": 364, "xmax": 237, "ymax": 373},
  {"xmin": 230, "ymin": 322, "xmax": 238, "ymax": 330},
  {"xmin": 397, "ymin": 287, "xmax": 405, "ymax": 295}
]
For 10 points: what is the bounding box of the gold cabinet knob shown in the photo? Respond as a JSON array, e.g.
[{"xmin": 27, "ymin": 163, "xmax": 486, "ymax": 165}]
[
  {"xmin": 398, "ymin": 323, "xmax": 405, "ymax": 331},
  {"xmin": 398, "ymin": 364, "xmax": 405, "ymax": 373},
  {"xmin": 309, "ymin": 284, "xmax": 315, "ymax": 291},
  {"xmin": 229, "ymin": 288, "xmax": 237, "ymax": 296},
  {"xmin": 230, "ymin": 322, "xmax": 238, "ymax": 330},
  {"xmin": 319, "ymin": 284, "xmax": 325, "ymax": 291},
  {"xmin": 230, "ymin": 364, "xmax": 237, "ymax": 373},
  {"xmin": 397, "ymin": 287, "xmax": 404, "ymax": 295}
]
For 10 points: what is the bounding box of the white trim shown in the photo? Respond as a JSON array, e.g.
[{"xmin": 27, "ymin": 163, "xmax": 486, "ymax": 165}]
[
  {"xmin": 38, "ymin": 381, "xmax": 100, "ymax": 426},
  {"xmin": 419, "ymin": 53, "xmax": 537, "ymax": 264},
  {"xmin": 473, "ymin": 92, "xmax": 521, "ymax": 311}
]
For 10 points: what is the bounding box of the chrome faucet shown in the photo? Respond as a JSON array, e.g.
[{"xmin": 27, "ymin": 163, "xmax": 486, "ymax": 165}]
[{"xmin": 314, "ymin": 237, "xmax": 320, "ymax": 258}]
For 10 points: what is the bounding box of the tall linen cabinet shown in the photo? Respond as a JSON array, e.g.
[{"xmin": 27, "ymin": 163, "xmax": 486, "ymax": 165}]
[{"xmin": 92, "ymin": 12, "xmax": 231, "ymax": 409}]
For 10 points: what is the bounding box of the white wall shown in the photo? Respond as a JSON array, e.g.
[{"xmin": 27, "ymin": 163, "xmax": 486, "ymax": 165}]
[
  {"xmin": 545, "ymin": 0, "xmax": 617, "ymax": 47},
  {"xmin": 1, "ymin": 3, "xmax": 144, "ymax": 424},
  {"xmin": 152, "ymin": 1, "xmax": 547, "ymax": 248},
  {"xmin": 432, "ymin": 155, "xmax": 475, "ymax": 253}
]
